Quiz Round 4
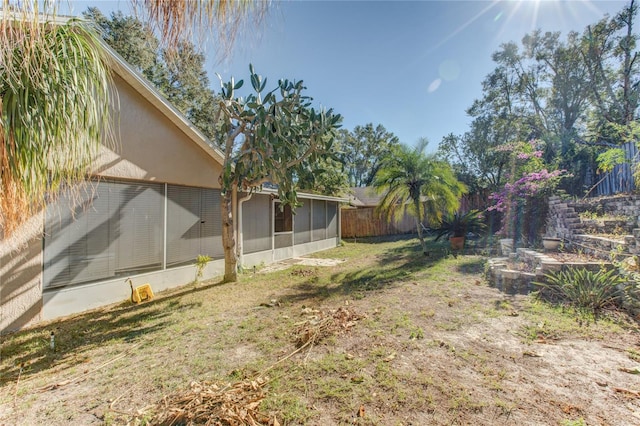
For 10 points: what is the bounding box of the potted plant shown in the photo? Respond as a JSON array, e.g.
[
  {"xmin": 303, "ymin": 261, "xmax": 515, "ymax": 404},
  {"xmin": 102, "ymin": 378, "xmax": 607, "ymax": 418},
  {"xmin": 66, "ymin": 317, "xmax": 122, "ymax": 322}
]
[{"xmin": 435, "ymin": 210, "xmax": 486, "ymax": 250}]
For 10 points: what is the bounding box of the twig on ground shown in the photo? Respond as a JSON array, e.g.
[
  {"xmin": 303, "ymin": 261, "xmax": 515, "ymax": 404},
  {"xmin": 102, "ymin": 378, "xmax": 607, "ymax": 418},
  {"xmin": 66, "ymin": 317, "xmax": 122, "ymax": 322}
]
[
  {"xmin": 13, "ymin": 364, "xmax": 23, "ymax": 407},
  {"xmin": 38, "ymin": 341, "xmax": 144, "ymax": 392}
]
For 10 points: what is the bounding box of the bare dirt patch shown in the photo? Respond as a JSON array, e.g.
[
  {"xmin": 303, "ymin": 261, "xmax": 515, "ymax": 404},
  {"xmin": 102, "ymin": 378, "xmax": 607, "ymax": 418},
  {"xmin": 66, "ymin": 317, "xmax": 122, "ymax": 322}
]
[{"xmin": 1, "ymin": 236, "xmax": 639, "ymax": 425}]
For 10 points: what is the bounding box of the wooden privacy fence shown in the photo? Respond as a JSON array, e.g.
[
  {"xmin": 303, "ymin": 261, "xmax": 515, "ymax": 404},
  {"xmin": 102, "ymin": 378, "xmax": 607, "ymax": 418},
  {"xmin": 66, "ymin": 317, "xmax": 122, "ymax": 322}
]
[
  {"xmin": 341, "ymin": 207, "xmax": 416, "ymax": 238},
  {"xmin": 596, "ymin": 141, "xmax": 638, "ymax": 196}
]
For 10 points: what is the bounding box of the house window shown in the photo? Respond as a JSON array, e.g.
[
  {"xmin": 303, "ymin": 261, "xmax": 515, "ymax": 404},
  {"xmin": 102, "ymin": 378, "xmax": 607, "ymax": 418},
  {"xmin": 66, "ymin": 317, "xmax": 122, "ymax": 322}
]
[{"xmin": 274, "ymin": 202, "xmax": 293, "ymax": 233}]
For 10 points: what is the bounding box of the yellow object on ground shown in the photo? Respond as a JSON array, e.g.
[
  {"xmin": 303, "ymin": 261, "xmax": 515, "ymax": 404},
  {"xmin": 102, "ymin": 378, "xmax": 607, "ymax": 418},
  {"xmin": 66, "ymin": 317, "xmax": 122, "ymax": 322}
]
[{"xmin": 132, "ymin": 283, "xmax": 154, "ymax": 303}]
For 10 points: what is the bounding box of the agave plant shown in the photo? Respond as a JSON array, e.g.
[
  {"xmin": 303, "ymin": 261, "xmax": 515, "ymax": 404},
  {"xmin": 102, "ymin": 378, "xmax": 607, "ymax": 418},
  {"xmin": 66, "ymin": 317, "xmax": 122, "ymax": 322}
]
[
  {"xmin": 434, "ymin": 210, "xmax": 486, "ymax": 241},
  {"xmin": 535, "ymin": 267, "xmax": 624, "ymax": 316}
]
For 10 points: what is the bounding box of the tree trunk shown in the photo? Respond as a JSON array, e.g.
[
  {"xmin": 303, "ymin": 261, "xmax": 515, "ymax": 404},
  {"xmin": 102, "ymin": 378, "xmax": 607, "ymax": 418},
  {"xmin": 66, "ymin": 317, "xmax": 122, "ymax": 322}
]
[
  {"xmin": 414, "ymin": 198, "xmax": 428, "ymax": 255},
  {"xmin": 221, "ymin": 190, "xmax": 238, "ymax": 282}
]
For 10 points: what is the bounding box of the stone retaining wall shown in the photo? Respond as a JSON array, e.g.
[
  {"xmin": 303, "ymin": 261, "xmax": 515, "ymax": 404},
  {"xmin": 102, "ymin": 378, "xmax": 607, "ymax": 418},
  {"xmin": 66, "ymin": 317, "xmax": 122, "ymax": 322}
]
[
  {"xmin": 486, "ymin": 248, "xmax": 612, "ymax": 294},
  {"xmin": 546, "ymin": 196, "xmax": 640, "ymax": 260}
]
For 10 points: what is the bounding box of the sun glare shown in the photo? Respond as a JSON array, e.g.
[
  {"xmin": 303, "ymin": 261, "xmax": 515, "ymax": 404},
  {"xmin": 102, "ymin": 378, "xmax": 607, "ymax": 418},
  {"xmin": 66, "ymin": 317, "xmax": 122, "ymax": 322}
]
[{"xmin": 493, "ymin": 0, "xmax": 612, "ymax": 44}]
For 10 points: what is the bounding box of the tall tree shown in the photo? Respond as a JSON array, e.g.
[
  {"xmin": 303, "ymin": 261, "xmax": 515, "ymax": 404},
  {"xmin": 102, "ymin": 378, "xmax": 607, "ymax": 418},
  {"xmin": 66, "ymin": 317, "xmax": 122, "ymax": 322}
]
[
  {"xmin": 83, "ymin": 7, "xmax": 159, "ymax": 80},
  {"xmin": 160, "ymin": 42, "xmax": 220, "ymax": 140},
  {"xmin": 581, "ymin": 0, "xmax": 640, "ymax": 131},
  {"xmin": 294, "ymin": 135, "xmax": 349, "ymax": 196},
  {"xmin": 216, "ymin": 66, "xmax": 342, "ymax": 281},
  {"xmin": 84, "ymin": 8, "xmax": 221, "ymax": 141},
  {"xmin": 440, "ymin": 63, "xmax": 532, "ymax": 193},
  {"xmin": 373, "ymin": 139, "xmax": 466, "ymax": 255},
  {"xmin": 340, "ymin": 123, "xmax": 400, "ymax": 187}
]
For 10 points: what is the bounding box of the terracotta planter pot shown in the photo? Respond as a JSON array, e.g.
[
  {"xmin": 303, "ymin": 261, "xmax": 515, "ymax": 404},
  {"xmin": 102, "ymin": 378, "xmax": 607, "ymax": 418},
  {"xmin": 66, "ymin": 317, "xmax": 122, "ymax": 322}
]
[{"xmin": 449, "ymin": 236, "xmax": 465, "ymax": 250}]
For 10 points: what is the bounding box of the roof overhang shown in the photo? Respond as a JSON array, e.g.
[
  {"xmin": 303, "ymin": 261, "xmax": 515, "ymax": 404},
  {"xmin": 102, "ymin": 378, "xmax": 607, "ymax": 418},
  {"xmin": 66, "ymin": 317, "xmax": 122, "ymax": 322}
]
[{"xmin": 250, "ymin": 187, "xmax": 349, "ymax": 203}]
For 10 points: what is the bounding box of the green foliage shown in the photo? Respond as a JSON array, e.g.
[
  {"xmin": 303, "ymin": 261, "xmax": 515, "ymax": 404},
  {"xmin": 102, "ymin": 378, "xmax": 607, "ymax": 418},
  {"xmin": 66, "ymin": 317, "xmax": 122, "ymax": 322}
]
[
  {"xmin": 294, "ymin": 134, "xmax": 349, "ymax": 196},
  {"xmin": 535, "ymin": 268, "xmax": 624, "ymax": 315},
  {"xmin": 596, "ymin": 148, "xmax": 627, "ymax": 173},
  {"xmin": 194, "ymin": 254, "xmax": 212, "ymax": 283},
  {"xmin": 438, "ymin": 2, "xmax": 640, "ymax": 199},
  {"xmin": 340, "ymin": 123, "xmax": 400, "ymax": 187},
  {"xmin": 434, "ymin": 210, "xmax": 486, "ymax": 240},
  {"xmin": 373, "ymin": 138, "xmax": 466, "ymax": 254},
  {"xmin": 84, "ymin": 8, "xmax": 221, "ymax": 141},
  {"xmin": 217, "ymin": 64, "xmax": 342, "ymax": 206},
  {"xmin": 560, "ymin": 419, "xmax": 587, "ymax": 426},
  {"xmin": 216, "ymin": 65, "xmax": 341, "ymax": 280},
  {"xmin": 1, "ymin": 17, "xmax": 112, "ymax": 235}
]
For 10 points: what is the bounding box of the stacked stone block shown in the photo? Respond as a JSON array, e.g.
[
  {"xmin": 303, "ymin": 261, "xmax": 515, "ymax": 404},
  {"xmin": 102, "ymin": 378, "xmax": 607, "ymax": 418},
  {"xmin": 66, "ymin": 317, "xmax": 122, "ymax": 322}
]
[{"xmin": 546, "ymin": 195, "xmax": 640, "ymax": 260}]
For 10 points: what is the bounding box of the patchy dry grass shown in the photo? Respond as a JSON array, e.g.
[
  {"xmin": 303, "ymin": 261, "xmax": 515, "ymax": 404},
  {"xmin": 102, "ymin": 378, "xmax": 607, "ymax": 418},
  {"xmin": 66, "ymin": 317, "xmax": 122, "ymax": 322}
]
[{"xmin": 1, "ymin": 235, "xmax": 640, "ymax": 425}]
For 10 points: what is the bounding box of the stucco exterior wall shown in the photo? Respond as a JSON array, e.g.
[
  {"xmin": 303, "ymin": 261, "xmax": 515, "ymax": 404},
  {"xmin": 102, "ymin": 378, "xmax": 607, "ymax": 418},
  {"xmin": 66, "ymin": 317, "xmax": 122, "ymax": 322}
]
[
  {"xmin": 0, "ymin": 215, "xmax": 44, "ymax": 332},
  {"xmin": 93, "ymin": 74, "xmax": 222, "ymax": 189},
  {"xmin": 1, "ymin": 74, "xmax": 224, "ymax": 333}
]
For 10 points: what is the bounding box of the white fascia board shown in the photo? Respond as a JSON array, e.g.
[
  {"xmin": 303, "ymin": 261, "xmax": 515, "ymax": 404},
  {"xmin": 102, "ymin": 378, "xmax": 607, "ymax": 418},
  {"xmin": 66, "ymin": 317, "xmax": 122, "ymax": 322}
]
[{"xmin": 253, "ymin": 187, "xmax": 349, "ymax": 203}]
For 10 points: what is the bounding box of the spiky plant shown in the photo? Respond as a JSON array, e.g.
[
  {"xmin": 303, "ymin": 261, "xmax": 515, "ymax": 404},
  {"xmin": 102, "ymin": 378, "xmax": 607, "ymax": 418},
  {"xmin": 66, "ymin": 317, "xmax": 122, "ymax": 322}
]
[
  {"xmin": 1, "ymin": 6, "xmax": 114, "ymax": 237},
  {"xmin": 535, "ymin": 267, "xmax": 624, "ymax": 316},
  {"xmin": 133, "ymin": 0, "xmax": 268, "ymax": 58}
]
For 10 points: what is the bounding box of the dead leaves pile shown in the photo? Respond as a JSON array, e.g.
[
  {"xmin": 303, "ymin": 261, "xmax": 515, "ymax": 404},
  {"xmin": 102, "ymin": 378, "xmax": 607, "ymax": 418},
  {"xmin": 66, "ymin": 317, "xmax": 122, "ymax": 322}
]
[
  {"xmin": 293, "ymin": 306, "xmax": 365, "ymax": 348},
  {"xmin": 147, "ymin": 378, "xmax": 279, "ymax": 426},
  {"xmin": 137, "ymin": 306, "xmax": 364, "ymax": 425}
]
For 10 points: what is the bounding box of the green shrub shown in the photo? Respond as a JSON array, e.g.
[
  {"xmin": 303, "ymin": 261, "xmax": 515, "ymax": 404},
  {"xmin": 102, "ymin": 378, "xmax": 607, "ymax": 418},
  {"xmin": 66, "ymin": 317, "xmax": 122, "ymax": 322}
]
[{"xmin": 535, "ymin": 268, "xmax": 624, "ymax": 315}]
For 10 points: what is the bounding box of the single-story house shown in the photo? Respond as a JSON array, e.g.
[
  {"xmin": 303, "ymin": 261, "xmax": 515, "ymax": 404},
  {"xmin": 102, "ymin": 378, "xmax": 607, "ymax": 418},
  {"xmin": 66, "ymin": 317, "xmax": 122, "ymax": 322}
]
[{"xmin": 0, "ymin": 41, "xmax": 344, "ymax": 333}]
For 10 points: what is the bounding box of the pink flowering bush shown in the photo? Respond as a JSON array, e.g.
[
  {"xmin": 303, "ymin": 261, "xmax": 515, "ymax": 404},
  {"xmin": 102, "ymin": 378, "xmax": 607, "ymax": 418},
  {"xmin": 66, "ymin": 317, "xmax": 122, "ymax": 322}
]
[
  {"xmin": 489, "ymin": 140, "xmax": 568, "ymax": 243},
  {"xmin": 488, "ymin": 169, "xmax": 565, "ymax": 213}
]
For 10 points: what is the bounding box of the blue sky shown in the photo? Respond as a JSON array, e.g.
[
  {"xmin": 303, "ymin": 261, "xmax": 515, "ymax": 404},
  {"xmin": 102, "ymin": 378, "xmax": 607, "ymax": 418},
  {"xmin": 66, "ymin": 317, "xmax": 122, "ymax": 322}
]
[{"xmin": 67, "ymin": 1, "xmax": 628, "ymax": 150}]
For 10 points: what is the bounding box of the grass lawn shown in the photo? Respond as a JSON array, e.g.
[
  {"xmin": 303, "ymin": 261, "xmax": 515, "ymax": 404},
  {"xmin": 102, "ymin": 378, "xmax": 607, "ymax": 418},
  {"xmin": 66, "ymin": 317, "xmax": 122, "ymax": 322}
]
[{"xmin": 1, "ymin": 235, "xmax": 639, "ymax": 425}]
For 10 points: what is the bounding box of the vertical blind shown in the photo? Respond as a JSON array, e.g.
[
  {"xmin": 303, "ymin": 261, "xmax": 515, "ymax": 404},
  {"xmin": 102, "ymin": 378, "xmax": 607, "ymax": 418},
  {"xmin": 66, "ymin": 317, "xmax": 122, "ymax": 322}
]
[
  {"xmin": 242, "ymin": 194, "xmax": 272, "ymax": 254},
  {"xmin": 166, "ymin": 185, "xmax": 222, "ymax": 267},
  {"xmin": 327, "ymin": 202, "xmax": 338, "ymax": 238},
  {"xmin": 312, "ymin": 199, "xmax": 326, "ymax": 241},
  {"xmin": 44, "ymin": 181, "xmax": 164, "ymax": 288},
  {"xmin": 294, "ymin": 201, "xmax": 311, "ymax": 245},
  {"xmin": 44, "ymin": 181, "xmax": 221, "ymax": 289}
]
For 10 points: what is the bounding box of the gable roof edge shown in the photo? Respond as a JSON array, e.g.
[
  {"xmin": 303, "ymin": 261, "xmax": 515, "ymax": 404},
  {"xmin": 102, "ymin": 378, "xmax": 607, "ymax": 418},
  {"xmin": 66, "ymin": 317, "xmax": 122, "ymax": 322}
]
[{"xmin": 103, "ymin": 43, "xmax": 226, "ymax": 166}]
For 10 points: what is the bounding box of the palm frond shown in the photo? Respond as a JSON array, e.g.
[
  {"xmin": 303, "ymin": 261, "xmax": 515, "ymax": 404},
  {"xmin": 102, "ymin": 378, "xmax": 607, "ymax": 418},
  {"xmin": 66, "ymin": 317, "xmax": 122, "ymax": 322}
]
[
  {"xmin": 134, "ymin": 0, "xmax": 269, "ymax": 60},
  {"xmin": 1, "ymin": 13, "xmax": 113, "ymax": 236},
  {"xmin": 372, "ymin": 143, "xmax": 466, "ymax": 226}
]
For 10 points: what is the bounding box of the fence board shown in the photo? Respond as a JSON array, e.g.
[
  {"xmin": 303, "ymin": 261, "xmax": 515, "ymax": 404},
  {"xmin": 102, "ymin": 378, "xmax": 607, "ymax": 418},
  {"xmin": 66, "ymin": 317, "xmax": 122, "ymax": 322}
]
[
  {"xmin": 596, "ymin": 142, "xmax": 638, "ymax": 196},
  {"xmin": 341, "ymin": 208, "xmax": 416, "ymax": 238}
]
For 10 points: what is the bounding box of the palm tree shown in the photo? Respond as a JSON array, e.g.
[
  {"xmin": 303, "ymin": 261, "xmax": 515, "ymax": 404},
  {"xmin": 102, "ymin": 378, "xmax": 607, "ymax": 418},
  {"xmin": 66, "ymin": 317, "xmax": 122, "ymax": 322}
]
[
  {"xmin": 1, "ymin": 13, "xmax": 113, "ymax": 237},
  {"xmin": 373, "ymin": 139, "xmax": 466, "ymax": 254},
  {"xmin": 135, "ymin": 0, "xmax": 268, "ymax": 56}
]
